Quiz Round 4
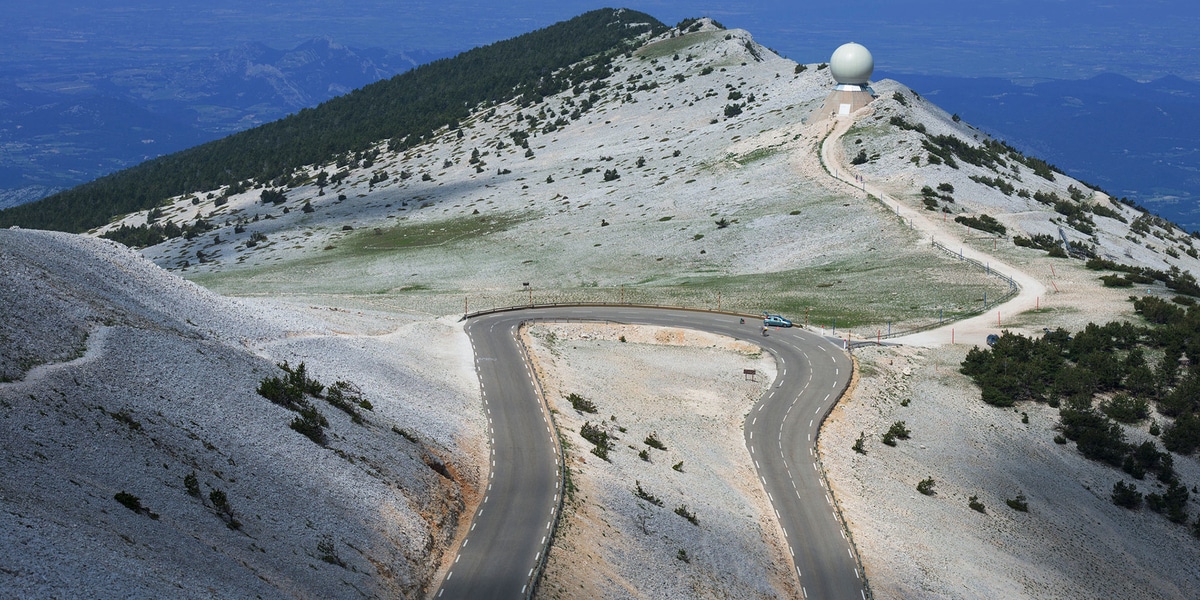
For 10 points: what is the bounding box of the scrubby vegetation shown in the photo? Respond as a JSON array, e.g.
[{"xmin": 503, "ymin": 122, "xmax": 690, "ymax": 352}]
[
  {"xmin": 1013, "ymin": 233, "xmax": 1067, "ymax": 257},
  {"xmin": 1005, "ymin": 492, "xmax": 1029, "ymax": 512},
  {"xmin": 917, "ymin": 477, "xmax": 936, "ymax": 496},
  {"xmin": 961, "ymin": 295, "xmax": 1200, "ymax": 527},
  {"xmin": 256, "ymin": 361, "xmax": 368, "ymax": 446},
  {"xmin": 566, "ymin": 392, "xmax": 597, "ymax": 413},
  {"xmin": 634, "ymin": 480, "xmax": 663, "ymax": 506},
  {"xmin": 644, "ymin": 432, "xmax": 667, "ymax": 450},
  {"xmin": 674, "ymin": 504, "xmax": 699, "ymax": 525},
  {"xmin": 881, "ymin": 421, "xmax": 911, "ymax": 446},
  {"xmin": 1086, "ymin": 258, "xmax": 1200, "ymax": 297},
  {"xmin": 968, "ymin": 495, "xmax": 987, "ymax": 514},
  {"xmin": 954, "ymin": 214, "xmax": 1007, "ymax": 236},
  {"xmin": 580, "ymin": 421, "xmax": 614, "ymax": 461},
  {"xmin": 888, "ymin": 116, "xmax": 1061, "ymax": 180},
  {"xmin": 102, "ymin": 218, "xmax": 214, "ymax": 248}
]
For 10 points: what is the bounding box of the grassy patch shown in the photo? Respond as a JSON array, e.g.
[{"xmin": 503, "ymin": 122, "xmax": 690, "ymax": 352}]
[
  {"xmin": 732, "ymin": 146, "xmax": 781, "ymax": 165},
  {"xmin": 188, "ymin": 213, "xmax": 530, "ymax": 296},
  {"xmin": 636, "ymin": 30, "xmax": 723, "ymax": 60}
]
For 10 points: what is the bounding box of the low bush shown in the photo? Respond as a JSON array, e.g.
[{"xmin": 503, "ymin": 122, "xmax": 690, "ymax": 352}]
[
  {"xmin": 290, "ymin": 405, "xmax": 329, "ymax": 445},
  {"xmin": 567, "ymin": 393, "xmax": 597, "ymax": 413},
  {"xmin": 1005, "ymin": 492, "xmax": 1029, "ymax": 512},
  {"xmin": 968, "ymin": 495, "xmax": 986, "ymax": 514},
  {"xmin": 634, "ymin": 481, "xmax": 663, "ymax": 506},
  {"xmin": 325, "ymin": 380, "xmax": 366, "ymax": 425},
  {"xmin": 917, "ymin": 477, "xmax": 936, "ymax": 496},
  {"xmin": 954, "ymin": 213, "xmax": 1007, "ymax": 236},
  {"xmin": 881, "ymin": 421, "xmax": 910, "ymax": 446},
  {"xmin": 1112, "ymin": 481, "xmax": 1142, "ymax": 509},
  {"xmin": 675, "ymin": 504, "xmax": 699, "ymax": 525},
  {"xmin": 184, "ymin": 472, "xmax": 200, "ymax": 497},
  {"xmin": 209, "ymin": 488, "xmax": 240, "ymax": 529},
  {"xmin": 114, "ymin": 491, "xmax": 144, "ymax": 513},
  {"xmin": 581, "ymin": 422, "xmax": 614, "ymax": 461},
  {"xmin": 645, "ymin": 432, "xmax": 667, "ymax": 450}
]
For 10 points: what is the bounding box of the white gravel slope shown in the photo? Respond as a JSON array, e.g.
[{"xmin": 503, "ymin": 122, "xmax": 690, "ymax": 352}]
[
  {"xmin": 0, "ymin": 229, "xmax": 484, "ymax": 598},
  {"xmin": 525, "ymin": 323, "xmax": 788, "ymax": 599},
  {"xmin": 7, "ymin": 16, "xmax": 1200, "ymax": 600},
  {"xmin": 821, "ymin": 346, "xmax": 1200, "ymax": 599}
]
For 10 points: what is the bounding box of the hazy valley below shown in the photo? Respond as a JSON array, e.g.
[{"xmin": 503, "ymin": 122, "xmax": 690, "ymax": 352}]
[{"xmin": 0, "ymin": 37, "xmax": 447, "ymax": 210}]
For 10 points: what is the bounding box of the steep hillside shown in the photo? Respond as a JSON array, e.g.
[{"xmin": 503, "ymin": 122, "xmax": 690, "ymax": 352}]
[
  {"xmin": 0, "ymin": 8, "xmax": 666, "ymax": 233},
  {"xmin": 0, "ymin": 229, "xmax": 484, "ymax": 598},
  {"xmin": 86, "ymin": 19, "xmax": 1200, "ymax": 331},
  {"xmin": 83, "ymin": 21, "xmax": 1017, "ymax": 334},
  {"xmin": 6, "ymin": 13, "xmax": 1200, "ymax": 600}
]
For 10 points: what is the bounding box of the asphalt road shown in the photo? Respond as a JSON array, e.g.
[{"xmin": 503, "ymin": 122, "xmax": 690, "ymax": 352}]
[{"xmin": 433, "ymin": 306, "xmax": 863, "ymax": 599}]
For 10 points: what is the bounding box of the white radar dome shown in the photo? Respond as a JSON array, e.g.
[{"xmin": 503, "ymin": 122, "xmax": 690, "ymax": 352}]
[{"xmin": 829, "ymin": 43, "xmax": 873, "ymax": 85}]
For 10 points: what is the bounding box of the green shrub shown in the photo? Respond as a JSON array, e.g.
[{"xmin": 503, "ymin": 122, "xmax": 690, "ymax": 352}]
[
  {"xmin": 114, "ymin": 491, "xmax": 144, "ymax": 513},
  {"xmin": 1101, "ymin": 393, "xmax": 1150, "ymax": 423},
  {"xmin": 581, "ymin": 422, "xmax": 614, "ymax": 461},
  {"xmin": 675, "ymin": 504, "xmax": 698, "ymax": 525},
  {"xmin": 208, "ymin": 488, "xmax": 240, "ymax": 529},
  {"xmin": 1112, "ymin": 481, "xmax": 1142, "ymax": 509},
  {"xmin": 852, "ymin": 432, "xmax": 867, "ymax": 454},
  {"xmin": 882, "ymin": 421, "xmax": 910, "ymax": 446},
  {"xmin": 634, "ymin": 481, "xmax": 663, "ymax": 506},
  {"xmin": 645, "ymin": 432, "xmax": 667, "ymax": 450},
  {"xmin": 1005, "ymin": 492, "xmax": 1029, "ymax": 512},
  {"xmin": 318, "ymin": 536, "xmax": 347, "ymax": 568},
  {"xmin": 290, "ymin": 405, "xmax": 329, "ymax": 445},
  {"xmin": 257, "ymin": 361, "xmax": 323, "ymax": 410},
  {"xmin": 917, "ymin": 477, "xmax": 936, "ymax": 496},
  {"xmin": 968, "ymin": 495, "xmax": 986, "ymax": 513},
  {"xmin": 325, "ymin": 380, "xmax": 366, "ymax": 425},
  {"xmin": 567, "ymin": 393, "xmax": 597, "ymax": 413},
  {"xmin": 672, "ymin": 461, "xmax": 684, "ymax": 472},
  {"xmin": 184, "ymin": 472, "xmax": 200, "ymax": 497},
  {"xmin": 954, "ymin": 213, "xmax": 1007, "ymax": 236}
]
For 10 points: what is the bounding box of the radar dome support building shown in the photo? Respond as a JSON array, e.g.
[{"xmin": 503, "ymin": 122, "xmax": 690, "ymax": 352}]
[{"xmin": 817, "ymin": 42, "xmax": 876, "ymax": 121}]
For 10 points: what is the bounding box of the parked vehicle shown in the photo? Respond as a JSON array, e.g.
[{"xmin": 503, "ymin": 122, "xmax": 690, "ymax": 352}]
[{"xmin": 763, "ymin": 315, "xmax": 793, "ymax": 328}]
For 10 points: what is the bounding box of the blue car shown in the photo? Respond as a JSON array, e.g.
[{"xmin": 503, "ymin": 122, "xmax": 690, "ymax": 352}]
[{"xmin": 763, "ymin": 315, "xmax": 793, "ymax": 328}]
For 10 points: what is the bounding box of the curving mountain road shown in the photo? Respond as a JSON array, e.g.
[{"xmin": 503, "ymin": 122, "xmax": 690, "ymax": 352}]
[{"xmin": 433, "ymin": 306, "xmax": 864, "ymax": 599}]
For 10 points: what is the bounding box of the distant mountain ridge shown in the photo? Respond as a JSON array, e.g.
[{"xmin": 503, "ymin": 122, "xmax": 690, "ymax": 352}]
[
  {"xmin": 0, "ymin": 37, "xmax": 445, "ymax": 212},
  {"xmin": 0, "ymin": 8, "xmax": 666, "ymax": 233},
  {"xmin": 141, "ymin": 37, "xmax": 433, "ymax": 134},
  {"xmin": 879, "ymin": 70, "xmax": 1200, "ymax": 230}
]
